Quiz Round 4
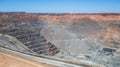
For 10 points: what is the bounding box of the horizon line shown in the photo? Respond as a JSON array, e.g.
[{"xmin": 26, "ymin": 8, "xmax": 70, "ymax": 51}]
[{"xmin": 0, "ymin": 11, "xmax": 120, "ymax": 14}]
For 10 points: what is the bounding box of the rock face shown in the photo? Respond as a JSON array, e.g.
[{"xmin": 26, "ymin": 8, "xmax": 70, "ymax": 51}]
[
  {"xmin": 101, "ymin": 23, "xmax": 120, "ymax": 48},
  {"xmin": 0, "ymin": 12, "xmax": 120, "ymax": 67}
]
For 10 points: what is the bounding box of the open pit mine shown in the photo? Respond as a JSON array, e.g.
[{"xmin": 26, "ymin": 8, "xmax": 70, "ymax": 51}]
[{"xmin": 0, "ymin": 12, "xmax": 120, "ymax": 67}]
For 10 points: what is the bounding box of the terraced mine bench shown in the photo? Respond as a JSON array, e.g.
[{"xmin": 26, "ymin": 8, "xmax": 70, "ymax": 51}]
[{"xmin": 0, "ymin": 28, "xmax": 59, "ymax": 56}]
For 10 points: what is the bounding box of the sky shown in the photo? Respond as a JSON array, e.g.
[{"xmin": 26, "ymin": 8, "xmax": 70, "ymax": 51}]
[{"xmin": 0, "ymin": 0, "xmax": 120, "ymax": 13}]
